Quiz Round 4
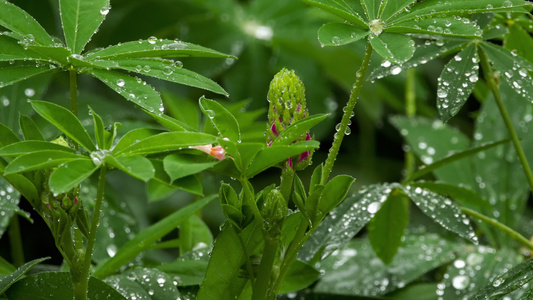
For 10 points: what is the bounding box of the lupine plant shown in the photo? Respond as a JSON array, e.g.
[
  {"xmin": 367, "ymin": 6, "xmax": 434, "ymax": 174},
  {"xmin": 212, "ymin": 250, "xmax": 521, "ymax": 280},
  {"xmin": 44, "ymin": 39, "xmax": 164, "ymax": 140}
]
[{"xmin": 1, "ymin": 0, "xmax": 533, "ymax": 299}]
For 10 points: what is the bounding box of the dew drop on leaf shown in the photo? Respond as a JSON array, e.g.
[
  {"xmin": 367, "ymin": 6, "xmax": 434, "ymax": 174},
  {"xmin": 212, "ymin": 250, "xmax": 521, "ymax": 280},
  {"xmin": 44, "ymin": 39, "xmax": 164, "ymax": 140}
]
[{"xmin": 147, "ymin": 36, "xmax": 157, "ymax": 44}]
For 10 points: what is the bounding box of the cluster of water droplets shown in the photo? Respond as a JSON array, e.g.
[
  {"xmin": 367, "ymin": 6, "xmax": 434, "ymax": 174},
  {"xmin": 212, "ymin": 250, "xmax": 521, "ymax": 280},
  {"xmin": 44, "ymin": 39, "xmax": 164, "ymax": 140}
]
[{"xmin": 0, "ymin": 180, "xmax": 21, "ymax": 236}]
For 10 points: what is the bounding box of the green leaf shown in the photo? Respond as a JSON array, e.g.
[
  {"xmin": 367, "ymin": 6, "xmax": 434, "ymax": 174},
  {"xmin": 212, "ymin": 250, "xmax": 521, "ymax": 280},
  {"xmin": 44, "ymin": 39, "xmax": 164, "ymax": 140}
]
[
  {"xmin": 5, "ymin": 272, "xmax": 126, "ymax": 299},
  {"xmin": 217, "ymin": 140, "xmax": 264, "ymax": 174},
  {"xmin": 387, "ymin": 18, "xmax": 483, "ymax": 38},
  {"xmin": 85, "ymin": 39, "xmax": 234, "ymax": 60},
  {"xmin": 309, "ymin": 163, "xmax": 324, "ymax": 193},
  {"xmin": 0, "ymin": 168, "xmax": 38, "ymax": 204},
  {"xmin": 163, "ymin": 153, "xmax": 220, "ymax": 182},
  {"xmin": 93, "ymin": 194, "xmax": 216, "ymax": 278},
  {"xmin": 409, "ymin": 181, "xmax": 491, "ymax": 211},
  {"xmin": 0, "ymin": 123, "xmax": 20, "ymax": 148},
  {"xmin": 405, "ymin": 139, "xmax": 511, "ymax": 184},
  {"xmin": 59, "ymin": 0, "xmax": 109, "ymax": 54},
  {"xmin": 480, "ymin": 42, "xmax": 533, "ymax": 104},
  {"xmin": 113, "ymin": 131, "xmax": 217, "ymax": 156},
  {"xmin": 4, "ymin": 150, "xmax": 83, "ymax": 174},
  {"xmin": 316, "ymin": 174, "xmax": 355, "ymax": 222},
  {"xmin": 89, "ymin": 106, "xmax": 107, "ymax": 150},
  {"xmin": 436, "ymin": 43, "xmax": 479, "ymax": 122},
  {"xmin": 146, "ymin": 111, "xmax": 195, "ymax": 132},
  {"xmin": 0, "ymin": 257, "xmax": 49, "ymax": 295},
  {"xmin": 31, "ymin": 101, "xmax": 96, "ymax": 151},
  {"xmin": 318, "ymin": 23, "xmax": 369, "ymax": 47},
  {"xmin": 0, "ymin": 36, "xmax": 46, "ymax": 62},
  {"xmin": 0, "ymin": 1, "xmax": 54, "ymax": 46},
  {"xmin": 368, "ymin": 188, "xmax": 409, "ymax": 265},
  {"xmin": 314, "ymin": 234, "xmax": 459, "ymax": 297},
  {"xmin": 49, "ymin": 158, "xmax": 99, "ymax": 194},
  {"xmin": 271, "ymin": 114, "xmax": 328, "ymax": 147},
  {"xmin": 245, "ymin": 141, "xmax": 320, "ymax": 178},
  {"xmin": 19, "ymin": 115, "xmax": 44, "ymax": 141},
  {"xmin": 279, "ymin": 260, "xmax": 320, "ymax": 293},
  {"xmin": 472, "ymin": 257, "xmax": 533, "ymax": 299},
  {"xmin": 26, "ymin": 45, "xmax": 71, "ymax": 65},
  {"xmin": 361, "ymin": 0, "xmax": 381, "ymax": 19},
  {"xmin": 381, "ymin": 0, "xmax": 417, "ymax": 21},
  {"xmin": 299, "ymin": 184, "xmax": 392, "ymax": 263},
  {"xmin": 88, "ymin": 69, "xmax": 164, "ymax": 115},
  {"xmin": 370, "ymin": 33, "xmax": 415, "ymax": 64},
  {"xmin": 0, "ymin": 62, "xmax": 58, "ymax": 89},
  {"xmin": 105, "ymin": 155, "xmax": 154, "ymax": 182},
  {"xmin": 504, "ymin": 23, "xmax": 533, "ymax": 64},
  {"xmin": 199, "ymin": 97, "xmax": 240, "ymax": 142},
  {"xmin": 0, "ymin": 256, "xmax": 15, "ymax": 274},
  {"xmin": 0, "ymin": 177, "xmax": 22, "ymax": 238},
  {"xmin": 91, "ymin": 58, "xmax": 228, "ymax": 96},
  {"xmin": 111, "ymin": 128, "xmax": 163, "ymax": 154},
  {"xmin": 300, "ymin": 0, "xmax": 367, "ymax": 28},
  {"xmin": 393, "ymin": 0, "xmax": 532, "ymax": 24},
  {"xmin": 148, "ymin": 159, "xmax": 204, "ymax": 200},
  {"xmin": 403, "ymin": 186, "xmax": 477, "ymax": 244},
  {"xmin": 156, "ymin": 260, "xmax": 208, "ymax": 286},
  {"xmin": 177, "ymin": 215, "xmax": 213, "ymax": 255},
  {"xmin": 0, "ymin": 141, "xmax": 75, "ymax": 157},
  {"xmin": 105, "ymin": 267, "xmax": 180, "ymax": 300}
]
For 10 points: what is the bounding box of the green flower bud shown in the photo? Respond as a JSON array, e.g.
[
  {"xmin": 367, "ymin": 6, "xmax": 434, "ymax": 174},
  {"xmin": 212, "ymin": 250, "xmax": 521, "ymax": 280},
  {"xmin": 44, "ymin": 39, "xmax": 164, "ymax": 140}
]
[
  {"xmin": 261, "ymin": 189, "xmax": 287, "ymax": 235},
  {"xmin": 267, "ymin": 68, "xmax": 314, "ymax": 170}
]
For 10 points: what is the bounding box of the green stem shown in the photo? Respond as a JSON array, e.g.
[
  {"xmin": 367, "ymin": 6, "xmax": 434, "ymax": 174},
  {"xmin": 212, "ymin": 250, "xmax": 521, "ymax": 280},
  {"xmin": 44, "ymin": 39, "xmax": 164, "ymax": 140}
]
[
  {"xmin": 75, "ymin": 167, "xmax": 107, "ymax": 300},
  {"xmin": 322, "ymin": 44, "xmax": 373, "ymax": 184},
  {"xmin": 404, "ymin": 68, "xmax": 417, "ymax": 179},
  {"xmin": 8, "ymin": 214, "xmax": 24, "ymax": 267},
  {"xmin": 478, "ymin": 47, "xmax": 533, "ymax": 193},
  {"xmin": 280, "ymin": 167, "xmax": 295, "ymax": 203},
  {"xmin": 69, "ymin": 68, "xmax": 78, "ymax": 117},
  {"xmin": 239, "ymin": 177, "xmax": 266, "ymax": 231},
  {"xmin": 252, "ymin": 235, "xmax": 279, "ymax": 300},
  {"xmin": 461, "ymin": 207, "xmax": 533, "ymax": 250}
]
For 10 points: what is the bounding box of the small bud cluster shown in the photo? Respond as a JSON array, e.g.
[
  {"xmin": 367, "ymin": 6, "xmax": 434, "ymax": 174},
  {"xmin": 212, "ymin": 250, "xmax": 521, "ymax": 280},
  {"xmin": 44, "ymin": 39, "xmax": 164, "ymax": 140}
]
[{"xmin": 267, "ymin": 68, "xmax": 313, "ymax": 170}]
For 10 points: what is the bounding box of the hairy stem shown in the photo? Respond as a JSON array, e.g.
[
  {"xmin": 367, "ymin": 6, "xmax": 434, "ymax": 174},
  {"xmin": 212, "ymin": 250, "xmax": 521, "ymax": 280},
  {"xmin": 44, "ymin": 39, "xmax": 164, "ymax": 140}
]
[
  {"xmin": 74, "ymin": 167, "xmax": 107, "ymax": 300},
  {"xmin": 478, "ymin": 48, "xmax": 533, "ymax": 193},
  {"xmin": 461, "ymin": 207, "xmax": 533, "ymax": 250},
  {"xmin": 322, "ymin": 44, "xmax": 373, "ymax": 184}
]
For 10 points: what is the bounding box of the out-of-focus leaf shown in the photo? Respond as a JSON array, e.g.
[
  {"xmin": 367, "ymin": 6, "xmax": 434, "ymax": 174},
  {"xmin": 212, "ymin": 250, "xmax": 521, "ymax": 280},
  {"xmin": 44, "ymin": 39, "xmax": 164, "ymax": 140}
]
[
  {"xmin": 472, "ymin": 257, "xmax": 533, "ymax": 299},
  {"xmin": 504, "ymin": 23, "xmax": 533, "ymax": 63},
  {"xmin": 0, "ymin": 62, "xmax": 58, "ymax": 89},
  {"xmin": 279, "ymin": 260, "xmax": 320, "ymax": 293},
  {"xmin": 0, "ymin": 177, "xmax": 22, "ymax": 238},
  {"xmin": 156, "ymin": 260, "xmax": 208, "ymax": 286},
  {"xmin": 0, "ymin": 141, "xmax": 74, "ymax": 156},
  {"xmin": 112, "ymin": 131, "xmax": 216, "ymax": 156},
  {"xmin": 4, "ymin": 151, "xmax": 84, "ymax": 174},
  {"xmin": 163, "ymin": 153, "xmax": 219, "ymax": 182},
  {"xmin": 0, "ymin": 257, "xmax": 49, "ymax": 295},
  {"xmin": 408, "ymin": 181, "xmax": 491, "ymax": 211},
  {"xmin": 105, "ymin": 267, "xmax": 180, "ymax": 300}
]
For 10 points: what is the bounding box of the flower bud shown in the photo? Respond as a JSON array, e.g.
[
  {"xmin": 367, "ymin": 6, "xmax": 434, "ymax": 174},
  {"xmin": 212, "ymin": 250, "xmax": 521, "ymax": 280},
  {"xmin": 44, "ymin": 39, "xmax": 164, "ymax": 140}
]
[
  {"xmin": 261, "ymin": 189, "xmax": 287, "ymax": 235},
  {"xmin": 266, "ymin": 68, "xmax": 313, "ymax": 170}
]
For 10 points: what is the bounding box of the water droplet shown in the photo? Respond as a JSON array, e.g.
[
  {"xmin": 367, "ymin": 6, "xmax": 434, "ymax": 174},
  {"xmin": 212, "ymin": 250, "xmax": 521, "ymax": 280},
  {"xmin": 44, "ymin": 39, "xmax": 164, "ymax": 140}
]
[
  {"xmin": 116, "ymin": 79, "xmax": 125, "ymax": 87},
  {"xmin": 174, "ymin": 61, "xmax": 183, "ymax": 68},
  {"xmin": 100, "ymin": 6, "xmax": 110, "ymax": 16},
  {"xmin": 437, "ymin": 89, "xmax": 447, "ymax": 98},
  {"xmin": 368, "ymin": 202, "xmax": 381, "ymax": 214},
  {"xmin": 2, "ymin": 97, "xmax": 10, "ymax": 106},
  {"xmin": 452, "ymin": 275, "xmax": 470, "ymax": 290},
  {"xmin": 147, "ymin": 36, "xmax": 157, "ymax": 44},
  {"xmin": 24, "ymin": 88, "xmax": 35, "ymax": 97},
  {"xmin": 469, "ymin": 74, "xmax": 478, "ymax": 83},
  {"xmin": 381, "ymin": 60, "xmax": 391, "ymax": 67},
  {"xmin": 331, "ymin": 36, "xmax": 341, "ymax": 45},
  {"xmin": 390, "ymin": 66, "xmax": 402, "ymax": 75},
  {"xmin": 106, "ymin": 244, "xmax": 117, "ymax": 257},
  {"xmin": 163, "ymin": 66, "xmax": 173, "ymax": 75}
]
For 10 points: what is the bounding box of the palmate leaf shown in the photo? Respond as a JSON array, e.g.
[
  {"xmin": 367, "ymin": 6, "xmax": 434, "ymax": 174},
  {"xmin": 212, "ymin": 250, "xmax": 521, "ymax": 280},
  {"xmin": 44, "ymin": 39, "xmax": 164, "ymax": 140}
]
[
  {"xmin": 85, "ymin": 58, "xmax": 228, "ymax": 96},
  {"xmin": 59, "ymin": 0, "xmax": 110, "ymax": 54},
  {"xmin": 369, "ymin": 33, "xmax": 415, "ymax": 64},
  {"xmin": 437, "ymin": 43, "xmax": 479, "ymax": 122},
  {"xmin": 0, "ymin": 36, "xmax": 47, "ymax": 62},
  {"xmin": 19, "ymin": 115, "xmax": 44, "ymax": 141},
  {"xmin": 0, "ymin": 141, "xmax": 75, "ymax": 157},
  {"xmin": 387, "ymin": 18, "xmax": 483, "ymax": 38},
  {"xmin": 0, "ymin": 62, "xmax": 59, "ymax": 89},
  {"xmin": 472, "ymin": 257, "xmax": 533, "ymax": 299},
  {"xmin": 85, "ymin": 39, "xmax": 234, "ymax": 60},
  {"xmin": 300, "ymin": 0, "xmax": 367, "ymax": 27},
  {"xmin": 88, "ymin": 69, "xmax": 164, "ymax": 115},
  {"xmin": 0, "ymin": 1, "xmax": 54, "ymax": 46},
  {"xmin": 318, "ymin": 23, "xmax": 369, "ymax": 47},
  {"xmin": 31, "ymin": 101, "xmax": 96, "ymax": 151},
  {"xmin": 380, "ymin": 0, "xmax": 417, "ymax": 21},
  {"xmin": 0, "ymin": 257, "xmax": 49, "ymax": 295}
]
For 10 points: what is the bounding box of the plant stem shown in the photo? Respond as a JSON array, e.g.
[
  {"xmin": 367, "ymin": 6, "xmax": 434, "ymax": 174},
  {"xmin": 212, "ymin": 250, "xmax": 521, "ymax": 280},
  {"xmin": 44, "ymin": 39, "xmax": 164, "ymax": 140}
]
[
  {"xmin": 280, "ymin": 167, "xmax": 295, "ymax": 203},
  {"xmin": 239, "ymin": 177, "xmax": 267, "ymax": 231},
  {"xmin": 252, "ymin": 235, "xmax": 279, "ymax": 300},
  {"xmin": 322, "ymin": 44, "xmax": 373, "ymax": 184},
  {"xmin": 69, "ymin": 68, "xmax": 78, "ymax": 117},
  {"xmin": 461, "ymin": 207, "xmax": 533, "ymax": 250},
  {"xmin": 8, "ymin": 214, "xmax": 24, "ymax": 267},
  {"xmin": 74, "ymin": 167, "xmax": 107, "ymax": 300},
  {"xmin": 404, "ymin": 68, "xmax": 417, "ymax": 179},
  {"xmin": 478, "ymin": 48, "xmax": 533, "ymax": 193}
]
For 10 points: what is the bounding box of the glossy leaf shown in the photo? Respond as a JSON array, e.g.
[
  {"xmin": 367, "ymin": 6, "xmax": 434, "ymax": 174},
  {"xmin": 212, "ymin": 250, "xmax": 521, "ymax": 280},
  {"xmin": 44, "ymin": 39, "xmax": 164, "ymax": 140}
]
[
  {"xmin": 31, "ymin": 101, "xmax": 96, "ymax": 151},
  {"xmin": 368, "ymin": 188, "xmax": 409, "ymax": 265},
  {"xmin": 314, "ymin": 234, "xmax": 459, "ymax": 296},
  {"xmin": 0, "ymin": 124, "xmax": 20, "ymax": 148},
  {"xmin": 5, "ymin": 272, "xmax": 126, "ymax": 299},
  {"xmin": 199, "ymin": 96, "xmax": 240, "ymax": 142},
  {"xmin": 156, "ymin": 260, "xmax": 208, "ymax": 286},
  {"xmin": 472, "ymin": 257, "xmax": 533, "ymax": 299},
  {"xmin": 388, "ymin": 18, "xmax": 483, "ymax": 38},
  {"xmin": 318, "ymin": 23, "xmax": 369, "ymax": 47},
  {"xmin": 111, "ymin": 128, "xmax": 163, "ymax": 154},
  {"xmin": 0, "ymin": 169, "xmax": 38, "ymax": 205},
  {"xmin": 0, "ymin": 1, "xmax": 54, "ymax": 46},
  {"xmin": 504, "ymin": 23, "xmax": 533, "ymax": 63},
  {"xmin": 409, "ymin": 181, "xmax": 491, "ymax": 211},
  {"xmin": 270, "ymin": 114, "xmax": 328, "ymax": 147},
  {"xmin": 300, "ymin": 0, "xmax": 367, "ymax": 28},
  {"xmin": 26, "ymin": 45, "xmax": 71, "ymax": 65},
  {"xmin": 89, "ymin": 106, "xmax": 107, "ymax": 150},
  {"xmin": 59, "ymin": 0, "xmax": 109, "ymax": 54},
  {"xmin": 93, "ymin": 194, "xmax": 216, "ymax": 278},
  {"xmin": 279, "ymin": 260, "xmax": 320, "ymax": 293},
  {"xmin": 88, "ymin": 69, "xmax": 164, "ymax": 115},
  {"xmin": 217, "ymin": 140, "xmax": 264, "ymax": 173},
  {"xmin": 146, "ymin": 111, "xmax": 195, "ymax": 132},
  {"xmin": 0, "ymin": 36, "xmax": 46, "ymax": 62},
  {"xmin": 380, "ymin": 0, "xmax": 417, "ymax": 21},
  {"xmin": 113, "ymin": 131, "xmax": 217, "ymax": 156},
  {"xmin": 0, "ymin": 177, "xmax": 22, "ymax": 238},
  {"xmin": 0, "ymin": 257, "xmax": 49, "ymax": 295},
  {"xmin": 19, "ymin": 115, "xmax": 44, "ymax": 141},
  {"xmin": 105, "ymin": 267, "xmax": 180, "ymax": 300},
  {"xmin": 85, "ymin": 39, "xmax": 234, "ymax": 60},
  {"xmin": 91, "ymin": 58, "xmax": 228, "ymax": 96},
  {"xmin": 163, "ymin": 153, "xmax": 220, "ymax": 182},
  {"xmin": 0, "ymin": 62, "xmax": 58, "ymax": 89},
  {"xmin": 316, "ymin": 174, "xmax": 355, "ymax": 222},
  {"xmin": 404, "ymin": 186, "xmax": 477, "ymax": 244},
  {"xmin": 370, "ymin": 33, "xmax": 415, "ymax": 64},
  {"xmin": 49, "ymin": 158, "xmax": 99, "ymax": 194},
  {"xmin": 0, "ymin": 256, "xmax": 15, "ymax": 275},
  {"xmin": 480, "ymin": 42, "xmax": 533, "ymax": 104},
  {"xmin": 437, "ymin": 43, "xmax": 479, "ymax": 121},
  {"xmin": 105, "ymin": 155, "xmax": 154, "ymax": 182},
  {"xmin": 0, "ymin": 141, "xmax": 74, "ymax": 157},
  {"xmin": 245, "ymin": 140, "xmax": 320, "ymax": 178},
  {"xmin": 4, "ymin": 151, "xmax": 83, "ymax": 175}
]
